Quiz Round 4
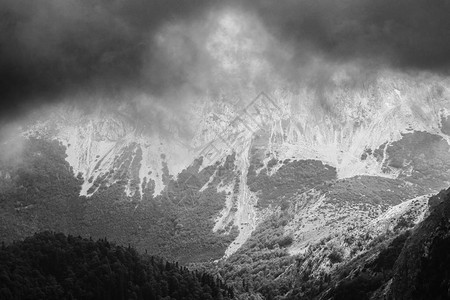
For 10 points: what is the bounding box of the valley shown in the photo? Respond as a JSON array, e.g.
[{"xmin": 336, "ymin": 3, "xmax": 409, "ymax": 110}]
[
  {"xmin": 1, "ymin": 71, "xmax": 450, "ymax": 299},
  {"xmin": 2, "ymin": 0, "xmax": 450, "ymax": 298}
]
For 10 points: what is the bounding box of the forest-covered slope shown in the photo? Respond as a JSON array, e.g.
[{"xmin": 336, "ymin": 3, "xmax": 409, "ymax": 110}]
[{"xmin": 0, "ymin": 231, "xmax": 234, "ymax": 300}]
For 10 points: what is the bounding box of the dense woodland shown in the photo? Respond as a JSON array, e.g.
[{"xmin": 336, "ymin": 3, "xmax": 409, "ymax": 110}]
[
  {"xmin": 247, "ymin": 156, "xmax": 337, "ymax": 208},
  {"xmin": 2, "ymin": 131, "xmax": 450, "ymax": 299},
  {"xmin": 0, "ymin": 232, "xmax": 234, "ymax": 300},
  {"xmin": 0, "ymin": 138, "xmax": 238, "ymax": 264}
]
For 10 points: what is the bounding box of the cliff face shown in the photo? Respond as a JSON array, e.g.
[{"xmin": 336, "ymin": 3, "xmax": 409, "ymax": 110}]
[
  {"xmin": 306, "ymin": 189, "xmax": 450, "ymax": 300},
  {"xmin": 3, "ymin": 68, "xmax": 450, "ymax": 299},
  {"xmin": 386, "ymin": 188, "xmax": 450, "ymax": 299},
  {"xmin": 33, "ymin": 72, "xmax": 450, "ymax": 192},
  {"xmin": 21, "ymin": 70, "xmax": 450, "ymax": 257}
]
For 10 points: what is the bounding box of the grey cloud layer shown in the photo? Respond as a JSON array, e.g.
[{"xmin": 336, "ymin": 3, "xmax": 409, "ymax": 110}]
[
  {"xmin": 0, "ymin": 0, "xmax": 213, "ymax": 121},
  {"xmin": 248, "ymin": 0, "xmax": 450, "ymax": 70},
  {"xmin": 1, "ymin": 0, "xmax": 449, "ymax": 122}
]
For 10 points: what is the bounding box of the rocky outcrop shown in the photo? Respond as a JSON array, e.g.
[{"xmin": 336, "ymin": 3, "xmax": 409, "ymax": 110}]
[{"xmin": 387, "ymin": 188, "xmax": 450, "ymax": 299}]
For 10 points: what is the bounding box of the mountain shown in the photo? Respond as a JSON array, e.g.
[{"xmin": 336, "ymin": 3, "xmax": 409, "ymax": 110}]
[
  {"xmin": 301, "ymin": 187, "xmax": 450, "ymax": 300},
  {"xmin": 1, "ymin": 70, "xmax": 450, "ymax": 298}
]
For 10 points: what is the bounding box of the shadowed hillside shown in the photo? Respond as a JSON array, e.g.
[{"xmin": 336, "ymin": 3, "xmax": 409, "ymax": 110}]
[{"xmin": 0, "ymin": 231, "xmax": 234, "ymax": 300}]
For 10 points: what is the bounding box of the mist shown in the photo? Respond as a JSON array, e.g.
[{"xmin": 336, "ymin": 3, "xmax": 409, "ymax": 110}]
[{"xmin": 1, "ymin": 0, "xmax": 450, "ymax": 125}]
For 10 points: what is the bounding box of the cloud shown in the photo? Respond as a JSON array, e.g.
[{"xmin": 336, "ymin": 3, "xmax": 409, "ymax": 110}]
[
  {"xmin": 246, "ymin": 0, "xmax": 450, "ymax": 71},
  {"xmin": 0, "ymin": 0, "xmax": 449, "ymax": 123},
  {"xmin": 0, "ymin": 0, "xmax": 213, "ymax": 123}
]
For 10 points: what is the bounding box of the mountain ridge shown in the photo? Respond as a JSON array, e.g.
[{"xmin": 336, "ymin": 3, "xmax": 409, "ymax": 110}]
[{"xmin": 18, "ymin": 71, "xmax": 450, "ymax": 258}]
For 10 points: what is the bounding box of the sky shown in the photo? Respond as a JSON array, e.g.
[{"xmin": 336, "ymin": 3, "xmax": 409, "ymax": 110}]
[{"xmin": 1, "ymin": 0, "xmax": 450, "ymax": 124}]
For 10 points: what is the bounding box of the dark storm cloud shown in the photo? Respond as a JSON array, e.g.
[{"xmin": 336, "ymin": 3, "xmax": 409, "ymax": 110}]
[
  {"xmin": 0, "ymin": 0, "xmax": 213, "ymax": 122},
  {"xmin": 1, "ymin": 0, "xmax": 450, "ymax": 123},
  {"xmin": 245, "ymin": 0, "xmax": 450, "ymax": 71},
  {"xmin": 233, "ymin": 0, "xmax": 450, "ymax": 113}
]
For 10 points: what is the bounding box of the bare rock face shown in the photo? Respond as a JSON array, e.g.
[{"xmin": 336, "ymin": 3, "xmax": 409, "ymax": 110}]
[
  {"xmin": 307, "ymin": 189, "xmax": 450, "ymax": 300},
  {"xmin": 26, "ymin": 71, "xmax": 450, "ymax": 197},
  {"xmin": 18, "ymin": 70, "xmax": 450, "ymax": 258},
  {"xmin": 3, "ymin": 68, "xmax": 450, "ymax": 299},
  {"xmin": 387, "ymin": 188, "xmax": 450, "ymax": 300}
]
